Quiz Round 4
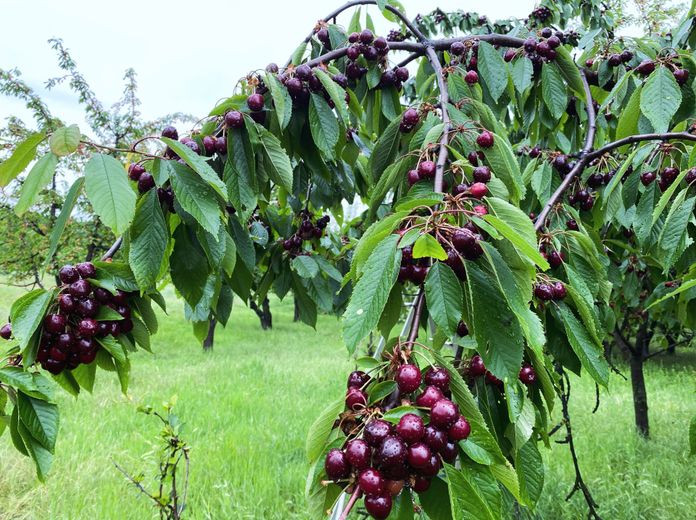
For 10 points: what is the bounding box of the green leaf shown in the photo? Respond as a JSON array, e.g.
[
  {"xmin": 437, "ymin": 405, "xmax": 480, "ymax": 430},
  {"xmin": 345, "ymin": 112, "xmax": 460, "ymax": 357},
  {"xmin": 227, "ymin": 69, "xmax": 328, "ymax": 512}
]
[
  {"xmin": 48, "ymin": 124, "xmax": 80, "ymax": 156},
  {"xmin": 368, "ymin": 156, "xmax": 413, "ymax": 217},
  {"xmin": 15, "ymin": 153, "xmax": 59, "ymax": 215},
  {"xmin": 419, "ymin": 477, "xmax": 453, "ymax": 520},
  {"xmin": 313, "ymin": 68, "xmax": 350, "ymax": 125},
  {"xmin": 511, "ymin": 58, "xmax": 533, "ymax": 93},
  {"xmin": 646, "ymin": 278, "xmax": 696, "ymax": 309},
  {"xmin": 342, "ymin": 235, "xmax": 401, "ymax": 353},
  {"xmin": 542, "ymin": 62, "xmax": 568, "ymax": 119},
  {"xmin": 96, "ymin": 335, "xmax": 127, "ymax": 365},
  {"xmin": 309, "ymin": 93, "xmax": 339, "ymax": 158},
  {"xmin": 477, "ymin": 41, "xmax": 508, "ymax": 102},
  {"xmin": 444, "ymin": 464, "xmax": 499, "ymax": 520},
  {"xmin": 129, "ymin": 189, "xmax": 168, "ymax": 289},
  {"xmin": 10, "ymin": 289, "xmax": 54, "ymax": 352},
  {"xmin": 292, "ymin": 255, "xmax": 320, "ymax": 278},
  {"xmin": 348, "ymin": 211, "xmax": 408, "ymax": 281},
  {"xmin": 224, "ymin": 127, "xmax": 257, "ymax": 220},
  {"xmin": 0, "ymin": 132, "xmax": 45, "ymax": 187},
  {"xmin": 485, "ymin": 198, "xmax": 548, "ymax": 269},
  {"xmin": 657, "ymin": 195, "xmax": 696, "ymax": 270},
  {"xmin": 84, "ymin": 154, "xmax": 136, "ymax": 235},
  {"xmin": 17, "ymin": 418, "xmax": 53, "ymax": 481},
  {"xmin": 0, "ymin": 368, "xmax": 51, "ymax": 400},
  {"xmin": 554, "ymin": 47, "xmax": 584, "ymax": 96},
  {"xmin": 640, "ymin": 66, "xmax": 682, "ymax": 133},
  {"xmin": 16, "ymin": 392, "xmax": 58, "ymax": 453},
  {"xmin": 481, "ymin": 135, "xmax": 524, "ymax": 203},
  {"xmin": 368, "ymin": 380, "xmax": 397, "ymax": 404},
  {"xmin": 554, "ymin": 303, "xmax": 609, "ymax": 386},
  {"xmin": 517, "ymin": 440, "xmax": 544, "ymax": 505},
  {"xmin": 306, "ymin": 397, "xmax": 343, "ymax": 463},
  {"xmin": 43, "ymin": 177, "xmax": 83, "ymax": 270},
  {"xmin": 264, "ymin": 72, "xmax": 292, "ymax": 130},
  {"xmin": 161, "ymin": 138, "xmax": 228, "ymax": 200},
  {"xmin": 170, "ymin": 162, "xmax": 221, "ymax": 236},
  {"xmin": 413, "ymin": 233, "xmax": 448, "ymax": 261},
  {"xmin": 425, "ymin": 263, "xmax": 463, "ymax": 336},
  {"xmin": 369, "ymin": 117, "xmax": 402, "ymax": 183},
  {"xmin": 257, "ymin": 126, "xmax": 294, "ymax": 191},
  {"xmin": 616, "ymin": 86, "xmax": 642, "ymax": 142}
]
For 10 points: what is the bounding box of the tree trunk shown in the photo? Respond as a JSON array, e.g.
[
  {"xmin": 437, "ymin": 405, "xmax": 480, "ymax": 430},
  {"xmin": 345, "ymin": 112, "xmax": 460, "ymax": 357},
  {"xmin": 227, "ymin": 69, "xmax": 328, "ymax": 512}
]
[
  {"xmin": 203, "ymin": 318, "xmax": 216, "ymax": 351},
  {"xmin": 293, "ymin": 296, "xmax": 300, "ymax": 322},
  {"xmin": 628, "ymin": 351, "xmax": 649, "ymax": 437},
  {"xmin": 249, "ymin": 298, "xmax": 273, "ymax": 330},
  {"xmin": 665, "ymin": 333, "xmax": 676, "ymax": 355}
]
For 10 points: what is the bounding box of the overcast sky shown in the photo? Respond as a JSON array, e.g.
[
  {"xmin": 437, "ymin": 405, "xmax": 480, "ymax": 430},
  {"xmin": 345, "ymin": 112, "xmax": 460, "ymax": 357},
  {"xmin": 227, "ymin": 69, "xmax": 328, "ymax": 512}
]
[{"xmin": 1, "ymin": 0, "xmax": 534, "ymax": 131}]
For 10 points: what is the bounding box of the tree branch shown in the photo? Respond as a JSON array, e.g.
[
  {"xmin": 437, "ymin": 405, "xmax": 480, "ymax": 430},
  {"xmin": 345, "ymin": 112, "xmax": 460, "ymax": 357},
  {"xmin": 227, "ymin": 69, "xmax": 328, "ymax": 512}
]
[
  {"xmin": 337, "ymin": 486, "xmax": 362, "ymax": 520},
  {"xmin": 101, "ymin": 237, "xmax": 123, "ymax": 261},
  {"xmin": 535, "ymin": 70, "xmax": 596, "ymax": 230},
  {"xmin": 585, "ymin": 132, "xmax": 696, "ymax": 162},
  {"xmin": 406, "ymin": 288, "xmax": 425, "ymax": 345}
]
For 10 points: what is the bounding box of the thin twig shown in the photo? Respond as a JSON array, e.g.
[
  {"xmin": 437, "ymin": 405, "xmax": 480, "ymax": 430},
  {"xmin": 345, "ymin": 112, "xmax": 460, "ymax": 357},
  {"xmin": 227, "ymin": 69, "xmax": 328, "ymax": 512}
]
[
  {"xmin": 112, "ymin": 459, "xmax": 162, "ymax": 507},
  {"xmin": 338, "ymin": 486, "xmax": 362, "ymax": 520},
  {"xmin": 407, "ymin": 288, "xmax": 425, "ymax": 345},
  {"xmin": 101, "ymin": 237, "xmax": 123, "ymax": 261}
]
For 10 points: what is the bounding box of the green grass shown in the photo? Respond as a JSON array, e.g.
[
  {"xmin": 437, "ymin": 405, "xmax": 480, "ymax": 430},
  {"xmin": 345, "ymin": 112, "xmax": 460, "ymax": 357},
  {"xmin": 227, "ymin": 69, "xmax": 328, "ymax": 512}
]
[{"xmin": 0, "ymin": 284, "xmax": 694, "ymax": 520}]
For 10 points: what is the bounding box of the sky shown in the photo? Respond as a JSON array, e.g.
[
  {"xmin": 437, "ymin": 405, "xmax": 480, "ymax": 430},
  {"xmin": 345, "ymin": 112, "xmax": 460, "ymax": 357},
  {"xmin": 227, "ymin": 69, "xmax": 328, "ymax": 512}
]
[{"xmin": 0, "ymin": 0, "xmax": 534, "ymax": 131}]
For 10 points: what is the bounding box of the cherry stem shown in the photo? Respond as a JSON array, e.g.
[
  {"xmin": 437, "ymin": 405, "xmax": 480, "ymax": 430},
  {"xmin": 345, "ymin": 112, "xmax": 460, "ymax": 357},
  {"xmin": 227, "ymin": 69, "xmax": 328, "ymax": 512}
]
[
  {"xmin": 406, "ymin": 288, "xmax": 425, "ymax": 345},
  {"xmin": 337, "ymin": 486, "xmax": 362, "ymax": 520}
]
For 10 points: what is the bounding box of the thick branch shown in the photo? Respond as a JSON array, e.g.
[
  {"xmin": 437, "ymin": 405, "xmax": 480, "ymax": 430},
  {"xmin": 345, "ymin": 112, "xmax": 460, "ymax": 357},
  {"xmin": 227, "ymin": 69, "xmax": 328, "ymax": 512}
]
[
  {"xmin": 535, "ymin": 70, "xmax": 596, "ymax": 230},
  {"xmin": 585, "ymin": 132, "xmax": 696, "ymax": 161}
]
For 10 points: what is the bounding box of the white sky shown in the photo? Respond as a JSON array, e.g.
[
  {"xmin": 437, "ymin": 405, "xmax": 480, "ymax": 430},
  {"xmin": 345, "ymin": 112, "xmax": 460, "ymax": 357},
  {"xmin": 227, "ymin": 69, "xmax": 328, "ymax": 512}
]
[{"xmin": 0, "ymin": 0, "xmax": 533, "ymax": 131}]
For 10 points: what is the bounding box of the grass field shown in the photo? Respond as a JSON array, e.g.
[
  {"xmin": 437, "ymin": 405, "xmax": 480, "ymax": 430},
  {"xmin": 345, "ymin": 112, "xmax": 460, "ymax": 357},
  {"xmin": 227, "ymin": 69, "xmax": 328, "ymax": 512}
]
[{"xmin": 0, "ymin": 283, "xmax": 694, "ymax": 520}]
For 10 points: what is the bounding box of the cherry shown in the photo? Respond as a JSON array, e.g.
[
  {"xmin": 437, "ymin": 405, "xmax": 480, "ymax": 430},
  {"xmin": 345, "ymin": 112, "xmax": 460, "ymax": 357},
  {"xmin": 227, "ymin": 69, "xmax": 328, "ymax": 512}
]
[
  {"xmin": 316, "ymin": 27, "xmax": 330, "ymax": 45},
  {"xmin": 587, "ymin": 172, "xmax": 605, "ymax": 188},
  {"xmin": 412, "ymin": 476, "xmax": 431, "ymax": 493},
  {"xmin": 59, "ymin": 265, "xmax": 80, "ymax": 284},
  {"xmin": 359, "ymin": 29, "xmax": 374, "ymax": 44},
  {"xmin": 395, "ymin": 67, "xmax": 409, "ymax": 82},
  {"xmin": 79, "ymin": 348, "xmax": 98, "ymax": 364},
  {"xmin": 78, "ymin": 318, "xmax": 98, "ymax": 337},
  {"xmin": 76, "ymin": 337, "xmax": 94, "ymax": 352},
  {"xmin": 464, "ymin": 70, "xmax": 479, "ymax": 85},
  {"xmin": 548, "ymin": 250, "xmax": 564, "ymax": 268},
  {"xmin": 359, "ymin": 468, "xmax": 384, "ymax": 495},
  {"xmin": 128, "ymin": 163, "xmax": 145, "ymax": 181},
  {"xmin": 55, "ymin": 332, "xmax": 74, "ymax": 351},
  {"xmin": 161, "ymin": 126, "xmax": 178, "ymax": 140},
  {"xmin": 635, "ymin": 59, "xmax": 655, "ymax": 75},
  {"xmin": 441, "ymin": 441, "xmax": 458, "ymax": 463},
  {"xmin": 120, "ymin": 318, "xmax": 134, "ymax": 334},
  {"xmin": 419, "ymin": 453, "xmax": 441, "ymax": 477},
  {"xmin": 662, "ymin": 166, "xmax": 679, "ymax": 183},
  {"xmin": 44, "ymin": 314, "xmax": 66, "ymax": 334},
  {"xmin": 674, "ymin": 68, "xmax": 689, "ymax": 85},
  {"xmin": 286, "ymin": 77, "xmax": 303, "ymax": 97},
  {"xmin": 450, "ymin": 41, "xmax": 465, "ymax": 55},
  {"xmin": 411, "ymin": 265, "xmax": 429, "ymax": 285},
  {"xmin": 424, "ymin": 367, "xmax": 450, "ymax": 392},
  {"xmin": 473, "ymin": 205, "xmax": 487, "ymax": 216},
  {"xmin": 472, "ymin": 166, "xmax": 491, "ymax": 183},
  {"xmin": 345, "ymin": 439, "xmax": 372, "ymax": 469},
  {"xmin": 523, "ymin": 37, "xmax": 537, "ymax": 53},
  {"xmin": 452, "ymin": 228, "xmax": 476, "ymax": 254},
  {"xmin": 534, "ymin": 283, "xmax": 554, "ymax": 301},
  {"xmin": 77, "ymin": 298, "xmax": 99, "ymax": 317},
  {"xmin": 529, "ymin": 146, "xmax": 541, "ymax": 158},
  {"xmin": 346, "ymin": 45, "xmax": 361, "ymax": 61},
  {"xmin": 348, "ymin": 370, "xmax": 370, "ymax": 388},
  {"xmin": 686, "ymin": 167, "xmax": 696, "ymax": 184},
  {"xmin": 138, "ymin": 172, "xmax": 155, "ymax": 193},
  {"xmin": 423, "ymin": 425, "xmax": 447, "ymax": 452},
  {"xmin": 407, "ymin": 169, "xmax": 421, "ymax": 186},
  {"xmin": 75, "ymin": 262, "xmax": 95, "ymax": 279},
  {"xmin": 0, "ymin": 323, "xmax": 12, "ymax": 340},
  {"xmin": 456, "ymin": 321, "xmax": 469, "ymax": 337},
  {"xmin": 452, "ymin": 183, "xmax": 469, "ymax": 196},
  {"xmin": 540, "ymin": 27, "xmax": 553, "ymax": 38},
  {"xmin": 181, "ymin": 138, "xmax": 200, "ymax": 154},
  {"xmin": 58, "ymin": 293, "xmax": 76, "ymax": 313},
  {"xmin": 374, "ymin": 37, "xmax": 388, "ymax": 51},
  {"xmin": 503, "ymin": 48, "xmax": 516, "ymax": 62},
  {"xmin": 620, "ymin": 50, "xmax": 633, "ymax": 63},
  {"xmin": 401, "ymin": 108, "xmax": 419, "ymax": 127},
  {"xmin": 376, "ymin": 435, "xmax": 407, "ymax": 468},
  {"xmin": 552, "ymin": 281, "xmax": 567, "ymax": 300},
  {"xmin": 519, "ymin": 364, "xmax": 537, "ymax": 385},
  {"xmin": 407, "ymin": 442, "xmax": 432, "ymax": 468},
  {"xmin": 448, "ymin": 415, "xmax": 471, "ymax": 441},
  {"xmin": 380, "ymin": 70, "xmax": 397, "ymax": 87},
  {"xmin": 382, "ymin": 463, "xmax": 408, "ymax": 480},
  {"xmin": 396, "ymin": 364, "xmax": 421, "ymax": 393},
  {"xmin": 346, "ymin": 387, "xmax": 367, "ymax": 410},
  {"xmin": 396, "ymin": 414, "xmax": 425, "ymax": 444},
  {"xmin": 580, "ymin": 194, "xmax": 594, "ymax": 211},
  {"xmin": 467, "ymin": 151, "xmax": 479, "ymax": 166},
  {"xmin": 225, "ymin": 111, "xmax": 244, "ymax": 129},
  {"xmin": 295, "ymin": 64, "xmax": 312, "ymax": 81},
  {"xmin": 469, "ymin": 182, "xmax": 488, "ymax": 199},
  {"xmin": 553, "ymin": 154, "xmax": 570, "ymax": 174},
  {"xmin": 640, "ymin": 171, "xmax": 656, "ymax": 186},
  {"xmin": 608, "ymin": 53, "xmax": 622, "ymax": 67},
  {"xmin": 202, "ymin": 135, "xmax": 216, "ymax": 155},
  {"xmin": 44, "ymin": 359, "xmax": 65, "ymax": 375},
  {"xmin": 469, "ymin": 355, "xmax": 486, "ymax": 377},
  {"xmin": 364, "ymin": 493, "xmax": 392, "ymax": 520},
  {"xmin": 430, "ymin": 399, "xmax": 459, "ymax": 429},
  {"xmin": 476, "ymin": 131, "xmax": 494, "ymax": 148},
  {"xmin": 567, "ymin": 219, "xmax": 579, "ymax": 231},
  {"xmin": 363, "ymin": 46, "xmax": 379, "ymax": 61},
  {"xmin": 415, "ymin": 385, "xmax": 445, "ymax": 408},
  {"xmin": 112, "ymin": 290, "xmax": 129, "ymax": 305},
  {"xmin": 247, "ymin": 93, "xmax": 264, "ymax": 112},
  {"xmin": 324, "ymin": 448, "xmax": 350, "ymax": 479},
  {"xmin": 418, "ymin": 161, "xmax": 436, "ymax": 178},
  {"xmin": 547, "ymin": 35, "xmax": 561, "ymax": 49}
]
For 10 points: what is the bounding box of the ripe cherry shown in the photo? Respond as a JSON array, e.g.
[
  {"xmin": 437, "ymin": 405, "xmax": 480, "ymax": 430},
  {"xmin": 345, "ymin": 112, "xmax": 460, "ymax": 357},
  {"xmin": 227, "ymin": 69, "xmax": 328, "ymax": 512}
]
[
  {"xmin": 452, "ymin": 183, "xmax": 469, "ymax": 196},
  {"xmin": 472, "ymin": 166, "xmax": 491, "ymax": 183},
  {"xmin": 345, "ymin": 439, "xmax": 372, "ymax": 469},
  {"xmin": 430, "ymin": 399, "xmax": 459, "ymax": 429},
  {"xmin": 225, "ymin": 111, "xmax": 244, "ymax": 129},
  {"xmin": 552, "ymin": 281, "xmax": 567, "ymax": 300},
  {"xmin": 58, "ymin": 293, "xmax": 76, "ymax": 313},
  {"xmin": 448, "ymin": 415, "xmax": 471, "ymax": 441},
  {"xmin": 364, "ymin": 493, "xmax": 392, "ymax": 520},
  {"xmin": 44, "ymin": 359, "xmax": 65, "ymax": 375},
  {"xmin": 407, "ymin": 442, "xmax": 432, "ymax": 468},
  {"xmin": 548, "ymin": 250, "xmax": 564, "ymax": 268},
  {"xmin": 364, "ymin": 419, "xmax": 392, "ymax": 447},
  {"xmin": 441, "ymin": 441, "xmax": 458, "ymax": 463},
  {"xmin": 412, "ymin": 476, "xmax": 431, "ymax": 493},
  {"xmin": 452, "ymin": 228, "xmax": 477, "ymax": 254},
  {"xmin": 359, "ymin": 468, "xmax": 384, "ymax": 495},
  {"xmin": 0, "ymin": 323, "xmax": 12, "ymax": 340},
  {"xmin": 450, "ymin": 41, "xmax": 465, "ymax": 55},
  {"xmin": 469, "ymin": 182, "xmax": 488, "ymax": 199},
  {"xmin": 324, "ymin": 448, "xmax": 350, "ymax": 479},
  {"xmin": 419, "ymin": 453, "xmax": 441, "ymax": 477},
  {"xmin": 128, "ymin": 163, "xmax": 145, "ymax": 181},
  {"xmin": 69, "ymin": 279, "xmax": 91, "ymax": 298},
  {"xmin": 635, "ymin": 59, "xmax": 655, "ymax": 75},
  {"xmin": 346, "ymin": 45, "xmax": 361, "ymax": 61},
  {"xmin": 674, "ymin": 68, "xmax": 689, "ymax": 85},
  {"xmin": 396, "ymin": 364, "xmax": 422, "ymax": 393},
  {"xmin": 567, "ymin": 219, "xmax": 579, "ymax": 231},
  {"xmin": 519, "ymin": 364, "xmax": 537, "ymax": 385},
  {"xmin": 415, "ymin": 386, "xmax": 445, "ymax": 408},
  {"xmin": 396, "ymin": 413, "xmax": 425, "ymax": 444},
  {"xmin": 534, "ymin": 283, "xmax": 554, "ymax": 301},
  {"xmin": 376, "ymin": 435, "xmax": 407, "ymax": 468},
  {"xmin": 76, "ymin": 337, "xmax": 94, "ymax": 352},
  {"xmin": 424, "ymin": 367, "xmax": 450, "ymax": 392},
  {"xmin": 346, "ymin": 387, "xmax": 367, "ymax": 410},
  {"xmin": 161, "ymin": 126, "xmax": 178, "ymax": 140},
  {"xmin": 77, "ymin": 298, "xmax": 99, "ymax": 317},
  {"xmin": 44, "ymin": 314, "xmax": 66, "ymax": 334},
  {"xmin": 456, "ymin": 321, "xmax": 469, "ymax": 336},
  {"xmin": 423, "ymin": 425, "xmax": 447, "ymax": 452},
  {"xmin": 59, "ymin": 265, "xmax": 79, "ymax": 284},
  {"xmin": 138, "ymin": 173, "xmax": 155, "ymax": 193},
  {"xmin": 202, "ymin": 135, "xmax": 216, "ymax": 155},
  {"xmin": 78, "ymin": 318, "xmax": 98, "ymax": 337},
  {"xmin": 401, "ymin": 108, "xmax": 419, "ymax": 127},
  {"xmin": 247, "ymin": 93, "xmax": 264, "ymax": 112},
  {"xmin": 407, "ymin": 169, "xmax": 421, "ymax": 186},
  {"xmin": 93, "ymin": 287, "xmax": 112, "ymax": 304},
  {"xmin": 395, "ymin": 67, "xmax": 409, "ymax": 82},
  {"xmin": 640, "ymin": 171, "xmax": 656, "ymax": 186},
  {"xmin": 464, "ymin": 70, "xmax": 479, "ymax": 84},
  {"xmin": 359, "ymin": 29, "xmax": 374, "ymax": 44},
  {"xmin": 469, "ymin": 355, "xmax": 486, "ymax": 377},
  {"xmin": 476, "ymin": 131, "xmax": 494, "ymax": 148},
  {"xmin": 347, "ymin": 370, "xmax": 370, "ymax": 388}
]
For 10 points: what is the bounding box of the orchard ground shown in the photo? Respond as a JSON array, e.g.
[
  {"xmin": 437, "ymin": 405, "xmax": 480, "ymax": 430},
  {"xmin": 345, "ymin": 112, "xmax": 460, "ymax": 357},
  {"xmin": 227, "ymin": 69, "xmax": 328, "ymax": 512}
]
[{"xmin": 0, "ymin": 283, "xmax": 694, "ymax": 520}]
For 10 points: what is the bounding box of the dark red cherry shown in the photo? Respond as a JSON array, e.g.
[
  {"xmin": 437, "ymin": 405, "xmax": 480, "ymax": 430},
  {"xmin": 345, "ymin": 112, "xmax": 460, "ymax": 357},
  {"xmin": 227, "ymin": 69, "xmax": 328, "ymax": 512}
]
[
  {"xmin": 419, "ymin": 453, "xmax": 441, "ymax": 477},
  {"xmin": 441, "ymin": 441, "xmax": 458, "ymax": 463},
  {"xmin": 69, "ymin": 279, "xmax": 92, "ymax": 298},
  {"xmin": 247, "ymin": 93, "xmax": 265, "ymax": 112},
  {"xmin": 364, "ymin": 493, "xmax": 392, "ymax": 520},
  {"xmin": 476, "ymin": 131, "xmax": 494, "ymax": 148},
  {"xmin": 77, "ymin": 298, "xmax": 99, "ymax": 318},
  {"xmin": 364, "ymin": 419, "xmax": 392, "ymax": 447},
  {"xmin": 345, "ymin": 439, "xmax": 372, "ymax": 470},
  {"xmin": 418, "ymin": 161, "xmax": 436, "ymax": 178},
  {"xmin": 58, "ymin": 264, "xmax": 80, "ymax": 284},
  {"xmin": 519, "ymin": 364, "xmax": 537, "ymax": 385},
  {"xmin": 0, "ymin": 323, "xmax": 11, "ymax": 340},
  {"xmin": 423, "ymin": 425, "xmax": 447, "ymax": 452},
  {"xmin": 346, "ymin": 387, "xmax": 368, "ymax": 410},
  {"xmin": 358, "ymin": 468, "xmax": 384, "ymax": 495},
  {"xmin": 424, "ymin": 367, "xmax": 450, "ymax": 392},
  {"xmin": 58, "ymin": 293, "xmax": 76, "ymax": 313},
  {"xmin": 469, "ymin": 355, "xmax": 486, "ymax": 377},
  {"xmin": 552, "ymin": 282, "xmax": 567, "ymax": 300},
  {"xmin": 324, "ymin": 448, "xmax": 350, "ymax": 479},
  {"xmin": 396, "ymin": 364, "xmax": 422, "ymax": 393},
  {"xmin": 469, "ymin": 182, "xmax": 488, "ymax": 199},
  {"xmin": 407, "ymin": 442, "xmax": 432, "ymax": 468},
  {"xmin": 44, "ymin": 314, "xmax": 66, "ymax": 334},
  {"xmin": 412, "ymin": 476, "xmax": 431, "ymax": 493},
  {"xmin": 347, "ymin": 370, "xmax": 370, "ymax": 388},
  {"xmin": 448, "ymin": 415, "xmax": 471, "ymax": 441},
  {"xmin": 415, "ymin": 386, "xmax": 445, "ymax": 409},
  {"xmin": 376, "ymin": 435, "xmax": 407, "ymax": 468},
  {"xmin": 225, "ymin": 110, "xmax": 244, "ymax": 129},
  {"xmin": 396, "ymin": 414, "xmax": 425, "ymax": 444},
  {"xmin": 78, "ymin": 318, "xmax": 98, "ymax": 337},
  {"xmin": 430, "ymin": 399, "xmax": 459, "ymax": 429}
]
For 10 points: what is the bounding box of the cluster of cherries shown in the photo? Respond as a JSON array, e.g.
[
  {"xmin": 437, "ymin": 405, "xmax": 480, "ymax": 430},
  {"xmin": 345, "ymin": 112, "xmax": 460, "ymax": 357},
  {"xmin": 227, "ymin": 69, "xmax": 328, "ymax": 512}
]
[
  {"xmin": 326, "ymin": 364, "xmax": 470, "ymax": 519},
  {"xmin": 448, "ymin": 41, "xmax": 480, "ymax": 85},
  {"xmin": 273, "ymin": 62, "xmax": 347, "ymax": 108},
  {"xmin": 518, "ymin": 27, "xmax": 565, "ymax": 66},
  {"xmin": 530, "ymin": 5, "xmax": 552, "ymax": 21},
  {"xmin": 533, "ymin": 280, "xmax": 567, "ymax": 301},
  {"xmin": 641, "ymin": 166, "xmax": 696, "ymax": 191},
  {"xmin": 468, "ymin": 354, "xmax": 537, "ymax": 387},
  {"xmin": 5, "ymin": 263, "xmax": 132, "ymax": 375},
  {"xmin": 343, "ymin": 29, "xmax": 391, "ymax": 82},
  {"xmin": 282, "ymin": 212, "xmax": 330, "ymax": 255}
]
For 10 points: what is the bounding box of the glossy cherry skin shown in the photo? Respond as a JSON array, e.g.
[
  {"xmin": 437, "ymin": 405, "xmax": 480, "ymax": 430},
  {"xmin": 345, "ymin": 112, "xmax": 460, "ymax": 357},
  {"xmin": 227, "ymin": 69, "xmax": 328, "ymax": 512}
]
[
  {"xmin": 345, "ymin": 439, "xmax": 372, "ymax": 470},
  {"xmin": 448, "ymin": 415, "xmax": 471, "ymax": 441},
  {"xmin": 247, "ymin": 93, "xmax": 265, "ymax": 112},
  {"xmin": 358, "ymin": 468, "xmax": 384, "ymax": 495},
  {"xmin": 396, "ymin": 364, "xmax": 422, "ymax": 393},
  {"xmin": 418, "ymin": 453, "xmax": 441, "ymax": 477},
  {"xmin": 423, "ymin": 425, "xmax": 447, "ymax": 453},
  {"xmin": 364, "ymin": 493, "xmax": 392, "ymax": 520},
  {"xmin": 412, "ymin": 476, "xmax": 431, "ymax": 493},
  {"xmin": 324, "ymin": 448, "xmax": 350, "ymax": 479},
  {"xmin": 78, "ymin": 318, "xmax": 98, "ymax": 338},
  {"xmin": 0, "ymin": 323, "xmax": 11, "ymax": 340},
  {"xmin": 424, "ymin": 367, "xmax": 450, "ymax": 392},
  {"xmin": 77, "ymin": 298, "xmax": 100, "ymax": 318},
  {"xmin": 346, "ymin": 387, "xmax": 367, "ymax": 410},
  {"xmin": 407, "ymin": 442, "xmax": 432, "ymax": 469},
  {"xmin": 347, "ymin": 370, "xmax": 370, "ymax": 388},
  {"xmin": 430, "ymin": 399, "xmax": 459, "ymax": 429},
  {"xmin": 58, "ymin": 264, "xmax": 80, "ymax": 284},
  {"xmin": 441, "ymin": 441, "xmax": 458, "ymax": 463},
  {"xmin": 416, "ymin": 386, "xmax": 445, "ymax": 408},
  {"xmin": 376, "ymin": 435, "xmax": 407, "ymax": 468},
  {"xmin": 44, "ymin": 314, "xmax": 66, "ymax": 334},
  {"xmin": 476, "ymin": 131, "xmax": 494, "ymax": 148},
  {"xmin": 469, "ymin": 355, "xmax": 486, "ymax": 377},
  {"xmin": 396, "ymin": 414, "xmax": 425, "ymax": 444},
  {"xmin": 69, "ymin": 279, "xmax": 92, "ymax": 298},
  {"xmin": 58, "ymin": 293, "xmax": 76, "ymax": 313},
  {"xmin": 364, "ymin": 419, "xmax": 392, "ymax": 447},
  {"xmin": 519, "ymin": 364, "xmax": 537, "ymax": 385},
  {"xmin": 76, "ymin": 262, "xmax": 96, "ymax": 279},
  {"xmin": 401, "ymin": 108, "xmax": 419, "ymax": 127}
]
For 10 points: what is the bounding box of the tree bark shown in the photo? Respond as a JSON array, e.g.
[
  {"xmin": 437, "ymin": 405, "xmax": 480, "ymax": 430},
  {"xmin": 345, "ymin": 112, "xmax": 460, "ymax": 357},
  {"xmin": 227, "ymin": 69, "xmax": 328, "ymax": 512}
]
[
  {"xmin": 202, "ymin": 318, "xmax": 216, "ymax": 351},
  {"xmin": 293, "ymin": 296, "xmax": 300, "ymax": 322},
  {"xmin": 628, "ymin": 351, "xmax": 649, "ymax": 437},
  {"xmin": 249, "ymin": 297, "xmax": 273, "ymax": 330}
]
